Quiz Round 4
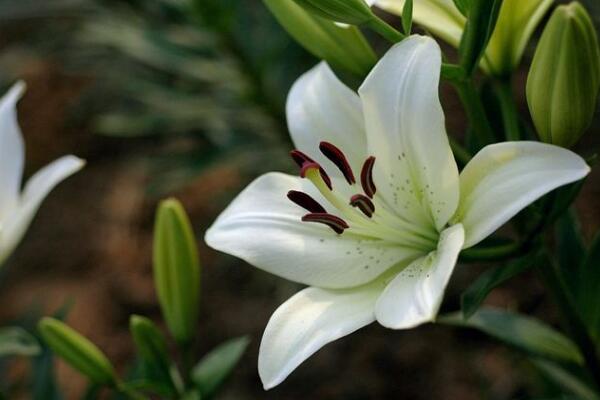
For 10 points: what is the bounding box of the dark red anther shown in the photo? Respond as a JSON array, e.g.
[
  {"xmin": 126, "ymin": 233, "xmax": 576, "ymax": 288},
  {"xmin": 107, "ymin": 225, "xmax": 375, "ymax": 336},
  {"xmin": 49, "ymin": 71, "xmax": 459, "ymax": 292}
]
[
  {"xmin": 287, "ymin": 190, "xmax": 327, "ymax": 213},
  {"xmin": 319, "ymin": 141, "xmax": 355, "ymax": 185},
  {"xmin": 290, "ymin": 149, "xmax": 315, "ymax": 168},
  {"xmin": 302, "ymin": 212, "xmax": 349, "ymax": 234},
  {"xmin": 360, "ymin": 156, "xmax": 377, "ymax": 198},
  {"xmin": 299, "ymin": 161, "xmax": 333, "ymax": 190},
  {"xmin": 350, "ymin": 194, "xmax": 375, "ymax": 218}
]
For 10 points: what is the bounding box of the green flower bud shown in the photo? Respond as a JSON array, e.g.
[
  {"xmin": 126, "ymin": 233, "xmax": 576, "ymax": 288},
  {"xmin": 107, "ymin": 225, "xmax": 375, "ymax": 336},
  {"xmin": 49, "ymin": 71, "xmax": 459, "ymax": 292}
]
[
  {"xmin": 526, "ymin": 2, "xmax": 600, "ymax": 148},
  {"xmin": 38, "ymin": 317, "xmax": 116, "ymax": 385},
  {"xmin": 153, "ymin": 198, "xmax": 201, "ymax": 344},
  {"xmin": 292, "ymin": 0, "xmax": 374, "ymax": 25},
  {"xmin": 263, "ymin": 0, "xmax": 377, "ymax": 76}
]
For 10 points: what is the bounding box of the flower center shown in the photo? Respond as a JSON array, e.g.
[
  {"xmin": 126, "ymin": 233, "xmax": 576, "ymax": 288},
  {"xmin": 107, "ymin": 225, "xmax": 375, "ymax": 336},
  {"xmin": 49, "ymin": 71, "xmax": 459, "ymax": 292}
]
[{"xmin": 287, "ymin": 141, "xmax": 438, "ymax": 251}]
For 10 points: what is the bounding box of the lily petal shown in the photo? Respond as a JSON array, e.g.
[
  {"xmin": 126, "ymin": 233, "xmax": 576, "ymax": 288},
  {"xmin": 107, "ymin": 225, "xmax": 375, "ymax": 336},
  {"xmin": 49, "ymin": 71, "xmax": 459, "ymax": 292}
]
[
  {"xmin": 258, "ymin": 283, "xmax": 381, "ymax": 389},
  {"xmin": 0, "ymin": 155, "xmax": 85, "ymax": 264},
  {"xmin": 375, "ymin": 0, "xmax": 465, "ymax": 47},
  {"xmin": 205, "ymin": 172, "xmax": 421, "ymax": 289},
  {"xmin": 455, "ymin": 142, "xmax": 590, "ymax": 249},
  {"xmin": 287, "ymin": 62, "xmax": 367, "ymax": 172},
  {"xmin": 0, "ymin": 82, "xmax": 26, "ymax": 215},
  {"xmin": 375, "ymin": 223, "xmax": 464, "ymax": 329},
  {"xmin": 359, "ymin": 35, "xmax": 459, "ymax": 231}
]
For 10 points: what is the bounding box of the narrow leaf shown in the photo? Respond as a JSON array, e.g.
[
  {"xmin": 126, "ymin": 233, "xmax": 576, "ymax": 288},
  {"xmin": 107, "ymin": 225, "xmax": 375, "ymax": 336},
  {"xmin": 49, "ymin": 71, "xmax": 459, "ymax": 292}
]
[
  {"xmin": 263, "ymin": 0, "xmax": 376, "ymax": 76},
  {"xmin": 532, "ymin": 358, "xmax": 599, "ymax": 400},
  {"xmin": 453, "ymin": 0, "xmax": 472, "ymax": 16},
  {"xmin": 440, "ymin": 308, "xmax": 583, "ymax": 365},
  {"xmin": 555, "ymin": 209, "xmax": 585, "ymax": 296},
  {"xmin": 461, "ymin": 253, "xmax": 536, "ymax": 319},
  {"xmin": 191, "ymin": 336, "xmax": 250, "ymax": 398},
  {"xmin": 578, "ymin": 232, "xmax": 600, "ymax": 338},
  {"xmin": 401, "ymin": 0, "xmax": 413, "ymax": 35},
  {"xmin": 459, "ymin": 0, "xmax": 503, "ymax": 74},
  {"xmin": 0, "ymin": 327, "xmax": 41, "ymax": 357}
]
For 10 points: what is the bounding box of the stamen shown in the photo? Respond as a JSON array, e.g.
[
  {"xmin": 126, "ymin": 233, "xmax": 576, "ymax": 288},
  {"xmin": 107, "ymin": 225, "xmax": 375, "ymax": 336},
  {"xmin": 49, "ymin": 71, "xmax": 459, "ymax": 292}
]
[
  {"xmin": 290, "ymin": 149, "xmax": 315, "ymax": 168},
  {"xmin": 287, "ymin": 190, "xmax": 326, "ymax": 213},
  {"xmin": 302, "ymin": 212, "xmax": 349, "ymax": 234},
  {"xmin": 291, "ymin": 150, "xmax": 332, "ymax": 190},
  {"xmin": 300, "ymin": 161, "xmax": 332, "ymax": 190},
  {"xmin": 361, "ymin": 156, "xmax": 377, "ymax": 198},
  {"xmin": 319, "ymin": 141, "xmax": 355, "ymax": 185},
  {"xmin": 350, "ymin": 194, "xmax": 375, "ymax": 218}
]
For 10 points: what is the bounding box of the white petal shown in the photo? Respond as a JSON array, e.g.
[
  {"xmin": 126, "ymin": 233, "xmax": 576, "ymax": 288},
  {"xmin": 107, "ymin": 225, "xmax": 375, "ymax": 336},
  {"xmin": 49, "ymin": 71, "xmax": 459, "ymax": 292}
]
[
  {"xmin": 358, "ymin": 35, "xmax": 459, "ymax": 231},
  {"xmin": 375, "ymin": 0, "xmax": 465, "ymax": 47},
  {"xmin": 375, "ymin": 223, "xmax": 464, "ymax": 329},
  {"xmin": 259, "ymin": 283, "xmax": 382, "ymax": 389},
  {"xmin": 0, "ymin": 82, "xmax": 26, "ymax": 215},
  {"xmin": 455, "ymin": 142, "xmax": 590, "ymax": 249},
  {"xmin": 0, "ymin": 155, "xmax": 84, "ymax": 264},
  {"xmin": 205, "ymin": 172, "xmax": 421, "ymax": 289},
  {"xmin": 287, "ymin": 62, "xmax": 367, "ymax": 172}
]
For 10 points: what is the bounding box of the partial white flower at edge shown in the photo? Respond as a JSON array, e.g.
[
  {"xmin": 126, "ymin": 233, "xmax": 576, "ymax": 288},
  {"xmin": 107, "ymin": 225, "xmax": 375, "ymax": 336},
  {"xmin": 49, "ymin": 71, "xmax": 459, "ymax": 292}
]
[
  {"xmin": 205, "ymin": 35, "xmax": 590, "ymax": 389},
  {"xmin": 0, "ymin": 81, "xmax": 85, "ymax": 266}
]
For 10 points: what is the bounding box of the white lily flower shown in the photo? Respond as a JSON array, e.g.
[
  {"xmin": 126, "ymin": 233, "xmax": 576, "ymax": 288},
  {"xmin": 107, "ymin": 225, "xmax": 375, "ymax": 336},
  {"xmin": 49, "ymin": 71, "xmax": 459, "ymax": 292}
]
[
  {"xmin": 0, "ymin": 81, "xmax": 85, "ymax": 266},
  {"xmin": 205, "ymin": 36, "xmax": 589, "ymax": 389},
  {"xmin": 374, "ymin": 0, "xmax": 553, "ymax": 75}
]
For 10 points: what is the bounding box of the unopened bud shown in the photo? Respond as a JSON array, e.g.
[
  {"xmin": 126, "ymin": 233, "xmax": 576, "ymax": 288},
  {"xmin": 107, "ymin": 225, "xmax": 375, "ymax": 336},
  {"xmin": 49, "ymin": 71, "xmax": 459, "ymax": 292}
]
[
  {"xmin": 526, "ymin": 2, "xmax": 600, "ymax": 148},
  {"xmin": 38, "ymin": 317, "xmax": 116, "ymax": 385},
  {"xmin": 153, "ymin": 198, "xmax": 201, "ymax": 344}
]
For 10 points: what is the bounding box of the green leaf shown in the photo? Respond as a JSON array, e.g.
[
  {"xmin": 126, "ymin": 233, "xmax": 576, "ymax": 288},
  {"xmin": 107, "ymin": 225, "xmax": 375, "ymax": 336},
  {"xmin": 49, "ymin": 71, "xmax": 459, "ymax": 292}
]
[
  {"xmin": 555, "ymin": 209, "xmax": 585, "ymax": 296},
  {"xmin": 579, "ymin": 232, "xmax": 600, "ymax": 338},
  {"xmin": 532, "ymin": 358, "xmax": 599, "ymax": 400},
  {"xmin": 263, "ymin": 0, "xmax": 376, "ymax": 76},
  {"xmin": 0, "ymin": 327, "xmax": 41, "ymax": 357},
  {"xmin": 153, "ymin": 198, "xmax": 201, "ymax": 345},
  {"xmin": 439, "ymin": 308, "xmax": 583, "ymax": 365},
  {"xmin": 191, "ymin": 336, "xmax": 250, "ymax": 398},
  {"xmin": 37, "ymin": 317, "xmax": 116, "ymax": 386},
  {"xmin": 453, "ymin": 0, "xmax": 472, "ymax": 16},
  {"xmin": 459, "ymin": 0, "xmax": 502, "ymax": 75},
  {"xmin": 461, "ymin": 253, "xmax": 536, "ymax": 319},
  {"xmin": 401, "ymin": 0, "xmax": 413, "ymax": 35},
  {"xmin": 129, "ymin": 314, "xmax": 180, "ymax": 394}
]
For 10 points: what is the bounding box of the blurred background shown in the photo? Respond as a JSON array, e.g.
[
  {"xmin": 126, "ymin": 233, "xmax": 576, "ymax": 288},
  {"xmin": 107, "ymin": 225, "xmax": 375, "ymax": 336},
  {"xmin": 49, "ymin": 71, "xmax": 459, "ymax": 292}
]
[{"xmin": 0, "ymin": 0, "xmax": 598, "ymax": 398}]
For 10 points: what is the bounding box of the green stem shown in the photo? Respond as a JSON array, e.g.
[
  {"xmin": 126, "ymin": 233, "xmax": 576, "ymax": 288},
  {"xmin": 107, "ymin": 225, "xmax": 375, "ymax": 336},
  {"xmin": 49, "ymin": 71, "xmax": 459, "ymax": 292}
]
[
  {"xmin": 537, "ymin": 256, "xmax": 600, "ymax": 389},
  {"xmin": 449, "ymin": 136, "xmax": 472, "ymax": 166},
  {"xmin": 460, "ymin": 241, "xmax": 522, "ymax": 262},
  {"xmin": 367, "ymin": 16, "xmax": 404, "ymax": 43},
  {"xmin": 453, "ymin": 79, "xmax": 496, "ymax": 147},
  {"xmin": 494, "ymin": 79, "xmax": 521, "ymax": 141}
]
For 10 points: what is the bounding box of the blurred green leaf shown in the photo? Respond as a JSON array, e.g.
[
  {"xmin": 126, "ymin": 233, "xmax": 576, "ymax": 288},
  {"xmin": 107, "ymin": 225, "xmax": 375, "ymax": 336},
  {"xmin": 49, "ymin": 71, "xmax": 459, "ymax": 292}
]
[
  {"xmin": 440, "ymin": 308, "xmax": 583, "ymax": 365},
  {"xmin": 0, "ymin": 327, "xmax": 41, "ymax": 357},
  {"xmin": 532, "ymin": 358, "xmax": 599, "ymax": 400},
  {"xmin": 461, "ymin": 253, "xmax": 537, "ymax": 319},
  {"xmin": 459, "ymin": 0, "xmax": 502, "ymax": 74},
  {"xmin": 129, "ymin": 314, "xmax": 181, "ymax": 395},
  {"xmin": 555, "ymin": 209, "xmax": 586, "ymax": 296},
  {"xmin": 262, "ymin": 0, "xmax": 376, "ymax": 76},
  {"xmin": 191, "ymin": 336, "xmax": 250, "ymax": 398},
  {"xmin": 453, "ymin": 0, "xmax": 472, "ymax": 16},
  {"xmin": 578, "ymin": 232, "xmax": 600, "ymax": 338}
]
